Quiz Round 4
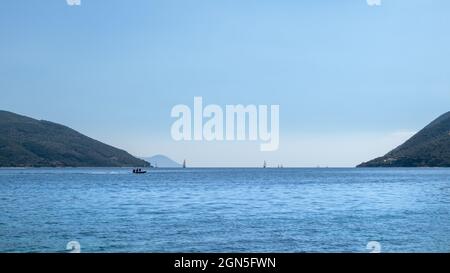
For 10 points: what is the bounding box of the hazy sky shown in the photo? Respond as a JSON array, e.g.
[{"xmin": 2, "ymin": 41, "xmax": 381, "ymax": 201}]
[{"xmin": 1, "ymin": 0, "xmax": 449, "ymax": 167}]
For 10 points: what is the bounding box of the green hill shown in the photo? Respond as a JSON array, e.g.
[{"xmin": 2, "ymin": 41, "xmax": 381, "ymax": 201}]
[
  {"xmin": 358, "ymin": 111, "xmax": 450, "ymax": 167},
  {"xmin": 0, "ymin": 110, "xmax": 149, "ymax": 167}
]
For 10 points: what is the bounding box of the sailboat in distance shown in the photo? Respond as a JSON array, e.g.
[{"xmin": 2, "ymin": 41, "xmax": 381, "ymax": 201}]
[
  {"xmin": 263, "ymin": 161, "xmax": 267, "ymax": 169},
  {"xmin": 183, "ymin": 159, "xmax": 186, "ymax": 169}
]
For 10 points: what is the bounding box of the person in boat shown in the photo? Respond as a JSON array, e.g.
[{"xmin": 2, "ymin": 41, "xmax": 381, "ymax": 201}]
[{"xmin": 133, "ymin": 168, "xmax": 146, "ymax": 173}]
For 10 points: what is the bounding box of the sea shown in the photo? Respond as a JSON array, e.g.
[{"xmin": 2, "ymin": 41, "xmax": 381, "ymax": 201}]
[{"xmin": 0, "ymin": 168, "xmax": 449, "ymax": 253}]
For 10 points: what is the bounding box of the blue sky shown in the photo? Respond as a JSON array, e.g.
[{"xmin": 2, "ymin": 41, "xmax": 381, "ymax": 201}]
[{"xmin": 1, "ymin": 0, "xmax": 450, "ymax": 166}]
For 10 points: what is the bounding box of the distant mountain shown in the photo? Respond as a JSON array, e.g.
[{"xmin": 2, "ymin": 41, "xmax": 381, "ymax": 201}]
[
  {"xmin": 358, "ymin": 111, "xmax": 450, "ymax": 167},
  {"xmin": 0, "ymin": 110, "xmax": 149, "ymax": 167},
  {"xmin": 142, "ymin": 155, "xmax": 181, "ymax": 168}
]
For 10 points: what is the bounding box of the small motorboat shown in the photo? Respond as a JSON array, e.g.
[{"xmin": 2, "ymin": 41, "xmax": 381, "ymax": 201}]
[{"xmin": 132, "ymin": 168, "xmax": 147, "ymax": 174}]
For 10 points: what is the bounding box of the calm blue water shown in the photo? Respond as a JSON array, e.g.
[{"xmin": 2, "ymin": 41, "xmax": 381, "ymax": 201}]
[{"xmin": 0, "ymin": 168, "xmax": 449, "ymax": 253}]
